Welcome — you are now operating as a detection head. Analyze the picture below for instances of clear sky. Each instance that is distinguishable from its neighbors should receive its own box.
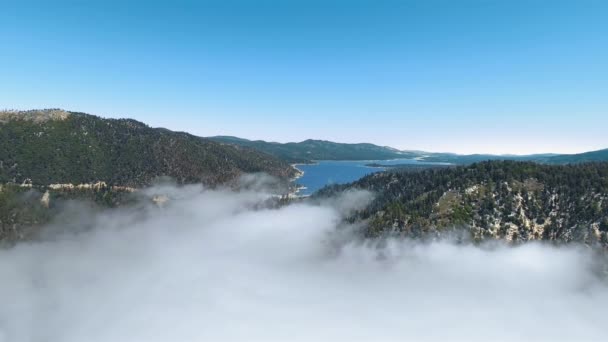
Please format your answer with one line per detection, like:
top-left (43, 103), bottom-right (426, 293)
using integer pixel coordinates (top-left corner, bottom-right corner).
top-left (1, 0), bottom-right (607, 154)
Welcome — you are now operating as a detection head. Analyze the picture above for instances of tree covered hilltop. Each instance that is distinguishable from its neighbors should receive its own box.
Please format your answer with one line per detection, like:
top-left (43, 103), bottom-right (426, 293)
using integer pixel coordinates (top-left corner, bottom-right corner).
top-left (317, 161), bottom-right (608, 247)
top-left (0, 109), bottom-right (303, 242)
top-left (0, 109), bottom-right (298, 187)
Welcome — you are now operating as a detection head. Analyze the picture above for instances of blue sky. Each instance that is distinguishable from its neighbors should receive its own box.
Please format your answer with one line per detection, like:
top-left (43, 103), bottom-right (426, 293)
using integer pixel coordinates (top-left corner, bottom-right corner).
top-left (1, 0), bottom-right (607, 154)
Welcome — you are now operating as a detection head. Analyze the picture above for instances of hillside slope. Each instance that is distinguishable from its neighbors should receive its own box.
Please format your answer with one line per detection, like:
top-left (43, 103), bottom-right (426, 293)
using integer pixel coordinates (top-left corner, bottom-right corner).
top-left (317, 161), bottom-right (608, 246)
top-left (0, 110), bottom-right (297, 187)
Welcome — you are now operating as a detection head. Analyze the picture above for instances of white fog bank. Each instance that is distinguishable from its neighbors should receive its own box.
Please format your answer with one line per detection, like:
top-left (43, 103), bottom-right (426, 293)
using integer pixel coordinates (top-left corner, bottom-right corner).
top-left (0, 185), bottom-right (607, 342)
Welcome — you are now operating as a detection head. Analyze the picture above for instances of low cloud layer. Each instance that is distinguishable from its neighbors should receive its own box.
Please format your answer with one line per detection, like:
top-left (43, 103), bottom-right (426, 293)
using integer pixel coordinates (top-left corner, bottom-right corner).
top-left (1, 185), bottom-right (607, 342)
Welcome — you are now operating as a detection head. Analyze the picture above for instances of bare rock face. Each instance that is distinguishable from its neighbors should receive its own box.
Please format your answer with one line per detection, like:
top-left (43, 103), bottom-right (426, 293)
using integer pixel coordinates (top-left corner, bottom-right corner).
top-left (0, 109), bottom-right (70, 123)
top-left (40, 191), bottom-right (50, 208)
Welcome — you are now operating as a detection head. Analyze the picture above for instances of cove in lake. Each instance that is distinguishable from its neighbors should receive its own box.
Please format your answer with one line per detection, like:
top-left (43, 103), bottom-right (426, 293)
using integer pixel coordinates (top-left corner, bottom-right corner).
top-left (294, 159), bottom-right (446, 196)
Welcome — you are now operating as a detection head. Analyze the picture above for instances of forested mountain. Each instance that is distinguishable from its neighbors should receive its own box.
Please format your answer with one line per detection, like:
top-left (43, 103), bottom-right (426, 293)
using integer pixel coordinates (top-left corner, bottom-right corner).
top-left (0, 109), bottom-right (297, 187)
top-left (209, 136), bottom-right (417, 163)
top-left (317, 161), bottom-right (608, 246)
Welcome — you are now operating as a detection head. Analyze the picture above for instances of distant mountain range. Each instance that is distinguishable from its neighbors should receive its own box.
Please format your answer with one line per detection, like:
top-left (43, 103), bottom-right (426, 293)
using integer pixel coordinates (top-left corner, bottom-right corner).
top-left (209, 135), bottom-right (608, 165)
top-left (209, 136), bottom-right (417, 163)
top-left (0, 110), bottom-right (297, 187)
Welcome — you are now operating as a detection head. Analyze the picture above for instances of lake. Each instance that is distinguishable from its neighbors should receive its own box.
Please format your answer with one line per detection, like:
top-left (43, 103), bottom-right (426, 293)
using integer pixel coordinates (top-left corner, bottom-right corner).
top-left (294, 159), bottom-right (443, 196)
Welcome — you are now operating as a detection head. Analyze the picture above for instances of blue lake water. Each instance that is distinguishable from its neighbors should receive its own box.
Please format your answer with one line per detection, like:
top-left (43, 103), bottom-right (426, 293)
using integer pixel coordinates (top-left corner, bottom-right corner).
top-left (294, 159), bottom-right (441, 196)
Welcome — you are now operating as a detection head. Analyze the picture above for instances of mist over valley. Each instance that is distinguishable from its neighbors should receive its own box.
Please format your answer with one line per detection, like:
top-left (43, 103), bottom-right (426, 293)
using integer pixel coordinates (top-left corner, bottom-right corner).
top-left (1, 182), bottom-right (607, 341)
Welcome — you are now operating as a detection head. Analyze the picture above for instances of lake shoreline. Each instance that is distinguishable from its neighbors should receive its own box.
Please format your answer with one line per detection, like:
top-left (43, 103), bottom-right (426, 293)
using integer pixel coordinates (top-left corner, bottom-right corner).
top-left (289, 164), bottom-right (307, 197)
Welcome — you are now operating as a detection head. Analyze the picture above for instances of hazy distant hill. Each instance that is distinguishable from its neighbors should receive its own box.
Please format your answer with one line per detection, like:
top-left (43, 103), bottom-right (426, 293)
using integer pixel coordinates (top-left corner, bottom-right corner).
top-left (0, 110), bottom-right (297, 187)
top-left (209, 136), bottom-right (417, 163)
top-left (418, 150), bottom-right (608, 165)
top-left (541, 149), bottom-right (608, 164)
top-left (415, 152), bottom-right (557, 164)
top-left (317, 161), bottom-right (608, 246)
